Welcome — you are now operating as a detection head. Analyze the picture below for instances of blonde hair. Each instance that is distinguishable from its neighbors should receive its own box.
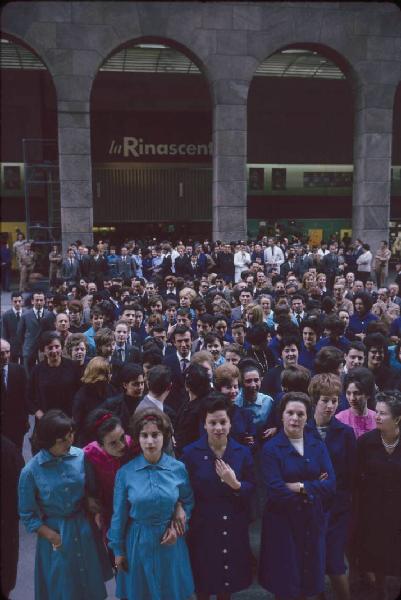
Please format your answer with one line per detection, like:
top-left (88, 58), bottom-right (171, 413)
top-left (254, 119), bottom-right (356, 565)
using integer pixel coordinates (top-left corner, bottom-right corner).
top-left (179, 287), bottom-right (197, 301)
top-left (245, 303), bottom-right (264, 325)
top-left (81, 357), bottom-right (110, 384)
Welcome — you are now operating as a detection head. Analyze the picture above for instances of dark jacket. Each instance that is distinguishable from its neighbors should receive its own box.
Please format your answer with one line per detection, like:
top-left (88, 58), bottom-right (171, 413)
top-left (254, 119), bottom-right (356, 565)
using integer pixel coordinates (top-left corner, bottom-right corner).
top-left (72, 381), bottom-right (116, 446)
top-left (1, 363), bottom-right (29, 448)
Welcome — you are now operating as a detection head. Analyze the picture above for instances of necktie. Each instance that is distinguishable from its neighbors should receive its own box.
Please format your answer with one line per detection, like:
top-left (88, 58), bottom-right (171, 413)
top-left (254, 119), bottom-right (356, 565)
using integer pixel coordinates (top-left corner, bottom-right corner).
top-left (37, 310), bottom-right (42, 322)
top-left (16, 311), bottom-right (21, 323)
top-left (118, 347), bottom-right (124, 362)
top-left (181, 358), bottom-right (188, 372)
top-left (296, 314), bottom-right (302, 325)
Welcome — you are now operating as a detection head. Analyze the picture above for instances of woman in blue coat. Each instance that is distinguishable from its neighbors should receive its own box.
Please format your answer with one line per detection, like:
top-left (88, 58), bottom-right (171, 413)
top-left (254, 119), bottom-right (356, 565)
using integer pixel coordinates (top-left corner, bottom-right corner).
top-left (18, 410), bottom-right (113, 600)
top-left (308, 374), bottom-right (356, 600)
top-left (108, 407), bottom-right (194, 600)
top-left (259, 391), bottom-right (336, 600)
top-left (182, 393), bottom-right (255, 599)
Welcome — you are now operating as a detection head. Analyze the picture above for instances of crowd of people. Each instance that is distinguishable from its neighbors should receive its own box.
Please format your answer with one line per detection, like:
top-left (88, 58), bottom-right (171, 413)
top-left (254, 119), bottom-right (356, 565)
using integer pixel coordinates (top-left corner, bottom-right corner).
top-left (1, 233), bottom-right (401, 600)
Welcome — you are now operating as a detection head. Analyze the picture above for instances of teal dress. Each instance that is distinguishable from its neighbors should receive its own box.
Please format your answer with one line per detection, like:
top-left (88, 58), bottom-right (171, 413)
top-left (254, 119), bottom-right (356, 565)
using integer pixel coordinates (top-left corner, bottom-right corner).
top-left (18, 446), bottom-right (113, 600)
top-left (108, 452), bottom-right (194, 600)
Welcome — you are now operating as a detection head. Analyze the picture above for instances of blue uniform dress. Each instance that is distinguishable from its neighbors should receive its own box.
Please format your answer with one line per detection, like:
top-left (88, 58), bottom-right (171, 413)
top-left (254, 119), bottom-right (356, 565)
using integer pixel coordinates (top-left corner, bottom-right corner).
top-left (259, 429), bottom-right (336, 599)
top-left (18, 446), bottom-right (113, 600)
top-left (108, 452), bottom-right (194, 600)
top-left (308, 418), bottom-right (356, 575)
top-left (182, 435), bottom-right (255, 595)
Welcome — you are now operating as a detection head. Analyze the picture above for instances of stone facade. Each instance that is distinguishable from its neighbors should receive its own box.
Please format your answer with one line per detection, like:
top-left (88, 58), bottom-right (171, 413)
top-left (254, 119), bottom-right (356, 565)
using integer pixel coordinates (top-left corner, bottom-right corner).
top-left (2, 1), bottom-right (401, 250)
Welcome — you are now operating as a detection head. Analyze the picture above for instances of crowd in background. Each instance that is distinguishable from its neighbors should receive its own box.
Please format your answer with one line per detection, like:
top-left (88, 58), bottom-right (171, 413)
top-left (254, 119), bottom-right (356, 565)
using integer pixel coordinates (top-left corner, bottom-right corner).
top-left (1, 231), bottom-right (401, 600)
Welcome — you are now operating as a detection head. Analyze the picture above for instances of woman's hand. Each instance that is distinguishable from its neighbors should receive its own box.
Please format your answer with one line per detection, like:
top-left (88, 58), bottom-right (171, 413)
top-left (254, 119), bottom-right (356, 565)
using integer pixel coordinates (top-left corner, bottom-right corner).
top-left (172, 502), bottom-right (186, 536)
top-left (86, 496), bottom-right (102, 515)
top-left (37, 525), bottom-right (62, 549)
top-left (215, 459), bottom-right (241, 490)
top-left (114, 555), bottom-right (128, 572)
top-left (35, 410), bottom-right (44, 419)
top-left (160, 526), bottom-right (177, 546)
top-left (261, 427), bottom-right (277, 440)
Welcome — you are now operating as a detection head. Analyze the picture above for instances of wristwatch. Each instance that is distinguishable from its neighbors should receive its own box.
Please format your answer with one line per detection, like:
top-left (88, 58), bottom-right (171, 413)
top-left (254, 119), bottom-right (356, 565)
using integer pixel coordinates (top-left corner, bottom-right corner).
top-left (299, 482), bottom-right (305, 494)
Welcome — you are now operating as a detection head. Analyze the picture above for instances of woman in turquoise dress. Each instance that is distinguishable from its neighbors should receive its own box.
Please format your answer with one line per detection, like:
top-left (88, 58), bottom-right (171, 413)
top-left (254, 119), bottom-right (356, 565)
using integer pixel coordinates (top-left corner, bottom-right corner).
top-left (108, 406), bottom-right (194, 600)
top-left (18, 409), bottom-right (113, 600)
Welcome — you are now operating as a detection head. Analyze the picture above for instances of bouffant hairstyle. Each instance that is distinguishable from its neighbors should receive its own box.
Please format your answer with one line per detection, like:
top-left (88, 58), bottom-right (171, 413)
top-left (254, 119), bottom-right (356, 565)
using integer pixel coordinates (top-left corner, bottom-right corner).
top-left (36, 409), bottom-right (74, 450)
top-left (375, 390), bottom-right (401, 421)
top-left (81, 356), bottom-right (110, 384)
top-left (85, 408), bottom-right (122, 445)
top-left (130, 407), bottom-right (173, 450)
top-left (215, 363), bottom-right (240, 390)
top-left (308, 373), bottom-right (342, 406)
top-left (344, 367), bottom-right (376, 406)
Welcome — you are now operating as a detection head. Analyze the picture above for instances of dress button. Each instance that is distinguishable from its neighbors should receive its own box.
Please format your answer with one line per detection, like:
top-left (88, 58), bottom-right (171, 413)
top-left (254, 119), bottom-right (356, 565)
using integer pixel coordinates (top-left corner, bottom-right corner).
top-left (77, 553), bottom-right (81, 557)
top-left (222, 515), bottom-right (228, 520)
top-left (64, 487), bottom-right (69, 491)
top-left (225, 582), bottom-right (229, 586)
top-left (74, 538), bottom-right (78, 542)
top-left (223, 531), bottom-right (228, 535)
top-left (222, 549), bottom-right (227, 554)
top-left (204, 456), bottom-right (208, 460)
top-left (224, 565), bottom-right (229, 570)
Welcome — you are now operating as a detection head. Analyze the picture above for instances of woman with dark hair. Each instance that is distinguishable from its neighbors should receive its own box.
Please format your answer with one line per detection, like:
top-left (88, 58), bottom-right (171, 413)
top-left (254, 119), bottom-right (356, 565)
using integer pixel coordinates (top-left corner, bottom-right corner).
top-left (18, 410), bottom-right (112, 599)
top-left (364, 332), bottom-right (398, 391)
top-left (182, 393), bottom-right (255, 599)
top-left (349, 292), bottom-right (378, 341)
top-left (336, 367), bottom-right (376, 439)
top-left (84, 409), bottom-right (140, 545)
top-left (353, 390), bottom-right (401, 598)
top-left (109, 407), bottom-right (194, 600)
top-left (174, 363), bottom-right (211, 456)
top-left (259, 392), bottom-right (336, 600)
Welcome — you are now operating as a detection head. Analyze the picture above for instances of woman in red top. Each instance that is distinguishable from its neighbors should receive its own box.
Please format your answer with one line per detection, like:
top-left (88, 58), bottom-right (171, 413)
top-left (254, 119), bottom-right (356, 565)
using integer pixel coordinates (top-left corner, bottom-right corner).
top-left (83, 409), bottom-right (139, 545)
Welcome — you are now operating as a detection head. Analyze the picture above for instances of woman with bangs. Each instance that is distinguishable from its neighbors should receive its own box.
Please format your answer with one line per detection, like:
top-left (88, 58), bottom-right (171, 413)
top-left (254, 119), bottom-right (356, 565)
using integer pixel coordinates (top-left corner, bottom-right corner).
top-left (308, 373), bottom-right (357, 600)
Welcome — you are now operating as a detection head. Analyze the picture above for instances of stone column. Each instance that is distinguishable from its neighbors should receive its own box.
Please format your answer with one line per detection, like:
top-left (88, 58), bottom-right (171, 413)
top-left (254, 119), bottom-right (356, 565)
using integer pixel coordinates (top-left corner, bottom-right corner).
top-left (58, 99), bottom-right (94, 251)
top-left (212, 103), bottom-right (248, 242)
top-left (352, 83), bottom-right (397, 254)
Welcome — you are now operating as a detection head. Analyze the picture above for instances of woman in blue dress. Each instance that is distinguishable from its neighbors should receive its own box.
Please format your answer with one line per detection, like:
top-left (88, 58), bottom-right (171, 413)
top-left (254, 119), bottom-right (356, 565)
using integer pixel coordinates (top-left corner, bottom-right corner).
top-left (259, 391), bottom-right (336, 600)
top-left (18, 409), bottom-right (113, 600)
top-left (182, 393), bottom-right (255, 599)
top-left (108, 407), bottom-right (194, 600)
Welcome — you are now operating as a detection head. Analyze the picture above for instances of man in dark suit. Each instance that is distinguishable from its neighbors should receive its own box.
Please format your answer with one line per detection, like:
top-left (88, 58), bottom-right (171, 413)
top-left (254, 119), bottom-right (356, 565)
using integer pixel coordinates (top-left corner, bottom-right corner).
top-left (0, 291), bottom-right (24, 362)
top-left (1, 338), bottom-right (29, 450)
top-left (16, 290), bottom-right (50, 375)
top-left (117, 246), bottom-right (135, 280)
top-left (113, 320), bottom-right (142, 364)
top-left (163, 325), bottom-right (192, 411)
top-left (88, 249), bottom-right (108, 288)
top-left (61, 247), bottom-right (81, 285)
top-left (174, 246), bottom-right (192, 279)
top-left (231, 288), bottom-right (253, 321)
